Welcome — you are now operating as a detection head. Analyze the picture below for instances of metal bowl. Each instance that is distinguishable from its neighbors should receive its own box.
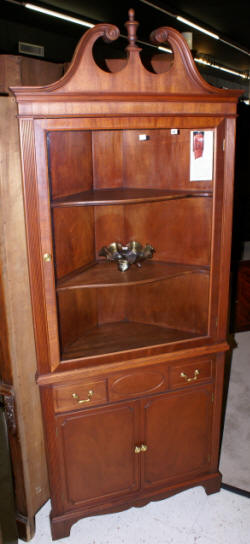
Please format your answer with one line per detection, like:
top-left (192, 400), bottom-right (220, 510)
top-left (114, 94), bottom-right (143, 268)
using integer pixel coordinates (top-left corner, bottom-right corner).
top-left (99, 240), bottom-right (155, 271)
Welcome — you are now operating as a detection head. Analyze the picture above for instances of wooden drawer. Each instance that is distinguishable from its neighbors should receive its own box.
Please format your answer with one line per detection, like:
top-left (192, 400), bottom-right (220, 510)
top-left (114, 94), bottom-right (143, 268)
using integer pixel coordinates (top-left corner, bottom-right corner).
top-left (169, 359), bottom-right (213, 389)
top-left (53, 379), bottom-right (107, 413)
top-left (109, 365), bottom-right (168, 401)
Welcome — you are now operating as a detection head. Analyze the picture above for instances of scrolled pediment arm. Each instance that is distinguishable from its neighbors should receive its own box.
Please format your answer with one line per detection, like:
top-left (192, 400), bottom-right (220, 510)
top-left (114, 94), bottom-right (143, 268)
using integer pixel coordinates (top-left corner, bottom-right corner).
top-left (71, 23), bottom-right (120, 60)
top-left (150, 25), bottom-right (196, 76)
top-left (150, 25), bottom-right (225, 94)
top-left (100, 24), bottom-right (120, 44)
top-left (150, 27), bottom-right (169, 45)
top-left (41, 23), bottom-right (121, 91)
top-left (150, 25), bottom-right (193, 62)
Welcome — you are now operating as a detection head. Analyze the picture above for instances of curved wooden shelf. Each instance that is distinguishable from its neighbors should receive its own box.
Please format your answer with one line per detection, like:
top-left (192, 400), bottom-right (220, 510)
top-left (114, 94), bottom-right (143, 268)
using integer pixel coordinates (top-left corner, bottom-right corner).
top-left (61, 321), bottom-right (200, 360)
top-left (51, 188), bottom-right (212, 208)
top-left (56, 260), bottom-right (209, 291)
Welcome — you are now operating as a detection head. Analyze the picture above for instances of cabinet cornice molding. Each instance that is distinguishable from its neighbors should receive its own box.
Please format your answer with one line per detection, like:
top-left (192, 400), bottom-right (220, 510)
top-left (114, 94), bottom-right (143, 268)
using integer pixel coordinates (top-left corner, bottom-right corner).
top-left (10, 12), bottom-right (242, 107)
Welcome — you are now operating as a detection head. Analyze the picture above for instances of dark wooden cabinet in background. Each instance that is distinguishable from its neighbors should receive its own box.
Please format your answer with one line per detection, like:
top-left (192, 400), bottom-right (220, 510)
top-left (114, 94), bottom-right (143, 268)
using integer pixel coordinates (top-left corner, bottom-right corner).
top-left (11, 10), bottom-right (241, 540)
top-left (0, 97), bottom-right (49, 541)
top-left (233, 260), bottom-right (250, 331)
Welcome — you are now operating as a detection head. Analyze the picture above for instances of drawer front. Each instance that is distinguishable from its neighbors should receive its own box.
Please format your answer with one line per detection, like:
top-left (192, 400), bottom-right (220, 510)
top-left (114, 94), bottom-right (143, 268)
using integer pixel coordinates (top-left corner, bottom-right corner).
top-left (109, 366), bottom-right (168, 401)
top-left (169, 359), bottom-right (213, 389)
top-left (54, 379), bottom-right (107, 413)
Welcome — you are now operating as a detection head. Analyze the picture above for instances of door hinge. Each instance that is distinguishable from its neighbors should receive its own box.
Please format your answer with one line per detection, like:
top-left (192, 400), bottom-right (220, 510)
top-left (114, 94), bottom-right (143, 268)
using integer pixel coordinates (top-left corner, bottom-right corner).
top-left (0, 386), bottom-right (17, 436)
top-left (212, 392), bottom-right (214, 403)
top-left (223, 139), bottom-right (226, 151)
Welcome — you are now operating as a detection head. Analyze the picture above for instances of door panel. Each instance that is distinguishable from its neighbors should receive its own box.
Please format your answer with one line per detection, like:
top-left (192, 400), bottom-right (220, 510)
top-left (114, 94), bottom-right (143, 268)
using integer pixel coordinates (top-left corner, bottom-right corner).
top-left (56, 401), bottom-right (140, 507)
top-left (142, 386), bottom-right (213, 487)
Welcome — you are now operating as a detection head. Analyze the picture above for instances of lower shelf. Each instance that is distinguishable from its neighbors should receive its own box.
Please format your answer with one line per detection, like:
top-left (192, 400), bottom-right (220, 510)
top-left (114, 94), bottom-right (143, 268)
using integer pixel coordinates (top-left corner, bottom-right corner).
top-left (61, 321), bottom-right (200, 360)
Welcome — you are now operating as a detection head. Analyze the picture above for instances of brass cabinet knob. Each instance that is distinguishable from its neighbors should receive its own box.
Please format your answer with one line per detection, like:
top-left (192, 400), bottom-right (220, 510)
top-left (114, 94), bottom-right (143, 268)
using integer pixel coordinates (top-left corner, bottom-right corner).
top-left (134, 444), bottom-right (148, 454)
top-left (43, 253), bottom-right (52, 262)
top-left (180, 369), bottom-right (200, 382)
top-left (72, 390), bottom-right (94, 404)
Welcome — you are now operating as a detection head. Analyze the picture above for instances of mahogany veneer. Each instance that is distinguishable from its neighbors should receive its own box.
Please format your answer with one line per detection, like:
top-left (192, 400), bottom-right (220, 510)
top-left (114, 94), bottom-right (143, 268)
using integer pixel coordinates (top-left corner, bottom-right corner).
top-left (11, 9), bottom-right (241, 540)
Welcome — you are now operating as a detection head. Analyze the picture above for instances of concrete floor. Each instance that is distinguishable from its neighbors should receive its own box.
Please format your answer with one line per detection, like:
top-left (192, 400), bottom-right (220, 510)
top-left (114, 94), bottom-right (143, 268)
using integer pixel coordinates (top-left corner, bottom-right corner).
top-left (23, 486), bottom-right (250, 544)
top-left (220, 331), bottom-right (250, 490)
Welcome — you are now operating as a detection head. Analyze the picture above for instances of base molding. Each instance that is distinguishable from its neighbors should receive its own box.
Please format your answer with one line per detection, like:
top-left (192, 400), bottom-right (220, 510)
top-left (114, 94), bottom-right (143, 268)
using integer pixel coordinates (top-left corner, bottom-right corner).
top-left (50, 472), bottom-right (222, 540)
top-left (221, 482), bottom-right (250, 498)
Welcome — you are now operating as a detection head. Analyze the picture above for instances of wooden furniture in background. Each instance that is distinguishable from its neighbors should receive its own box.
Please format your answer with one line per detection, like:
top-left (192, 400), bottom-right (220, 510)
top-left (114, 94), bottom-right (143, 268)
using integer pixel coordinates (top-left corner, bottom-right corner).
top-left (11, 10), bottom-right (241, 540)
top-left (234, 261), bottom-right (250, 331)
top-left (0, 97), bottom-right (49, 540)
top-left (0, 55), bottom-right (64, 94)
top-left (0, 53), bottom-right (66, 540)
top-left (230, 103), bottom-right (250, 333)
top-left (0, 399), bottom-right (18, 544)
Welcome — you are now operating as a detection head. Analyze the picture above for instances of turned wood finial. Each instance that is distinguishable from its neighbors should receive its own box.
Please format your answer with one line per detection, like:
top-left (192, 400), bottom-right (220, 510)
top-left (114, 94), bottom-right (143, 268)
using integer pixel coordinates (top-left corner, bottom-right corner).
top-left (125, 8), bottom-right (140, 50)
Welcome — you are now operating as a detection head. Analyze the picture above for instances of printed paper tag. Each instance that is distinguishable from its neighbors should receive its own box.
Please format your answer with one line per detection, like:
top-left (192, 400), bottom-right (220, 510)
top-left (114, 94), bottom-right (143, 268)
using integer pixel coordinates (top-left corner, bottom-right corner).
top-left (190, 130), bottom-right (214, 181)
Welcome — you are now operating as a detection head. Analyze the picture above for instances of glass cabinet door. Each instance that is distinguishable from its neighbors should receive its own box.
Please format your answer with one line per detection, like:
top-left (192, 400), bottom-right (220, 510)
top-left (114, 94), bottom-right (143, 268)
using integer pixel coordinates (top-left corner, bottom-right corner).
top-left (35, 123), bottom-right (219, 369)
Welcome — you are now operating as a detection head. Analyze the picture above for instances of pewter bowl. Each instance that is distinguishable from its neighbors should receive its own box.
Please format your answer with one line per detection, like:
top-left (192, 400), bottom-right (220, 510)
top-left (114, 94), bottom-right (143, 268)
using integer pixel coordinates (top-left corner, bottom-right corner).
top-left (99, 240), bottom-right (155, 271)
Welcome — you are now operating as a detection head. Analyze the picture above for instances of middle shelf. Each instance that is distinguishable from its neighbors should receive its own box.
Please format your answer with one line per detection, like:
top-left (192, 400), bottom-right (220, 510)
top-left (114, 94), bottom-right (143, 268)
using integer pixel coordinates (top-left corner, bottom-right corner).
top-left (51, 187), bottom-right (213, 208)
top-left (56, 260), bottom-right (209, 291)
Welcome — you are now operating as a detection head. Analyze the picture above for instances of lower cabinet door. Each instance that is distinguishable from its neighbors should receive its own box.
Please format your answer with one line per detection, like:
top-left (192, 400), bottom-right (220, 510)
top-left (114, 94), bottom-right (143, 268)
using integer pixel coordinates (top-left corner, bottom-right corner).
top-left (142, 385), bottom-right (213, 488)
top-left (55, 400), bottom-right (140, 508)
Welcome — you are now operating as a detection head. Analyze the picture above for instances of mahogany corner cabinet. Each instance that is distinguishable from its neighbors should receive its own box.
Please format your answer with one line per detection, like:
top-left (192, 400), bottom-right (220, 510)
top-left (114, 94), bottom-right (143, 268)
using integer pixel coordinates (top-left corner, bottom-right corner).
top-left (11, 9), bottom-right (242, 540)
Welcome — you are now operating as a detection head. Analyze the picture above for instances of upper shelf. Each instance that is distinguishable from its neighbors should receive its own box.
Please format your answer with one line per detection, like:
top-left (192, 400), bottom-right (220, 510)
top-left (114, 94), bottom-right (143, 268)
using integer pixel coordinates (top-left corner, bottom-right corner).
top-left (51, 188), bottom-right (212, 208)
top-left (56, 260), bottom-right (209, 291)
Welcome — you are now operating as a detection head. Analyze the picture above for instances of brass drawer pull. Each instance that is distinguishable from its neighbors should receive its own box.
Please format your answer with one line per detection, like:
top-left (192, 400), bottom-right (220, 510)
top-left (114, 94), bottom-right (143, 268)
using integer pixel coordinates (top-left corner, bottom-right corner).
top-left (180, 369), bottom-right (200, 382)
top-left (72, 390), bottom-right (94, 404)
top-left (134, 444), bottom-right (148, 454)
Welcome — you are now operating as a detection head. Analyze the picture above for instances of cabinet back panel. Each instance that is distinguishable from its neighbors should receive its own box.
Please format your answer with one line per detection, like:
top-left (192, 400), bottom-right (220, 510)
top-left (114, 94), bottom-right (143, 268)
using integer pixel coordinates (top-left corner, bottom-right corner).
top-left (53, 207), bottom-right (95, 279)
top-left (123, 129), bottom-right (213, 191)
top-left (123, 129), bottom-right (188, 189)
top-left (125, 198), bottom-right (212, 266)
top-left (92, 131), bottom-right (123, 189)
top-left (94, 205), bottom-right (126, 260)
top-left (95, 198), bottom-right (211, 266)
top-left (97, 285), bottom-right (127, 325)
top-left (127, 273), bottom-right (209, 334)
top-left (57, 288), bottom-right (98, 348)
top-left (57, 286), bottom-right (126, 352)
top-left (48, 131), bottom-right (93, 199)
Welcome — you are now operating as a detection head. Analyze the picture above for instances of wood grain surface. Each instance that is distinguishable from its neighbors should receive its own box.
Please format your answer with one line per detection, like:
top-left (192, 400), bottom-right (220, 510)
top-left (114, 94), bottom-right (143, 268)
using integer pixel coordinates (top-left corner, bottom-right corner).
top-left (0, 98), bottom-right (49, 538)
top-left (10, 11), bottom-right (240, 540)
